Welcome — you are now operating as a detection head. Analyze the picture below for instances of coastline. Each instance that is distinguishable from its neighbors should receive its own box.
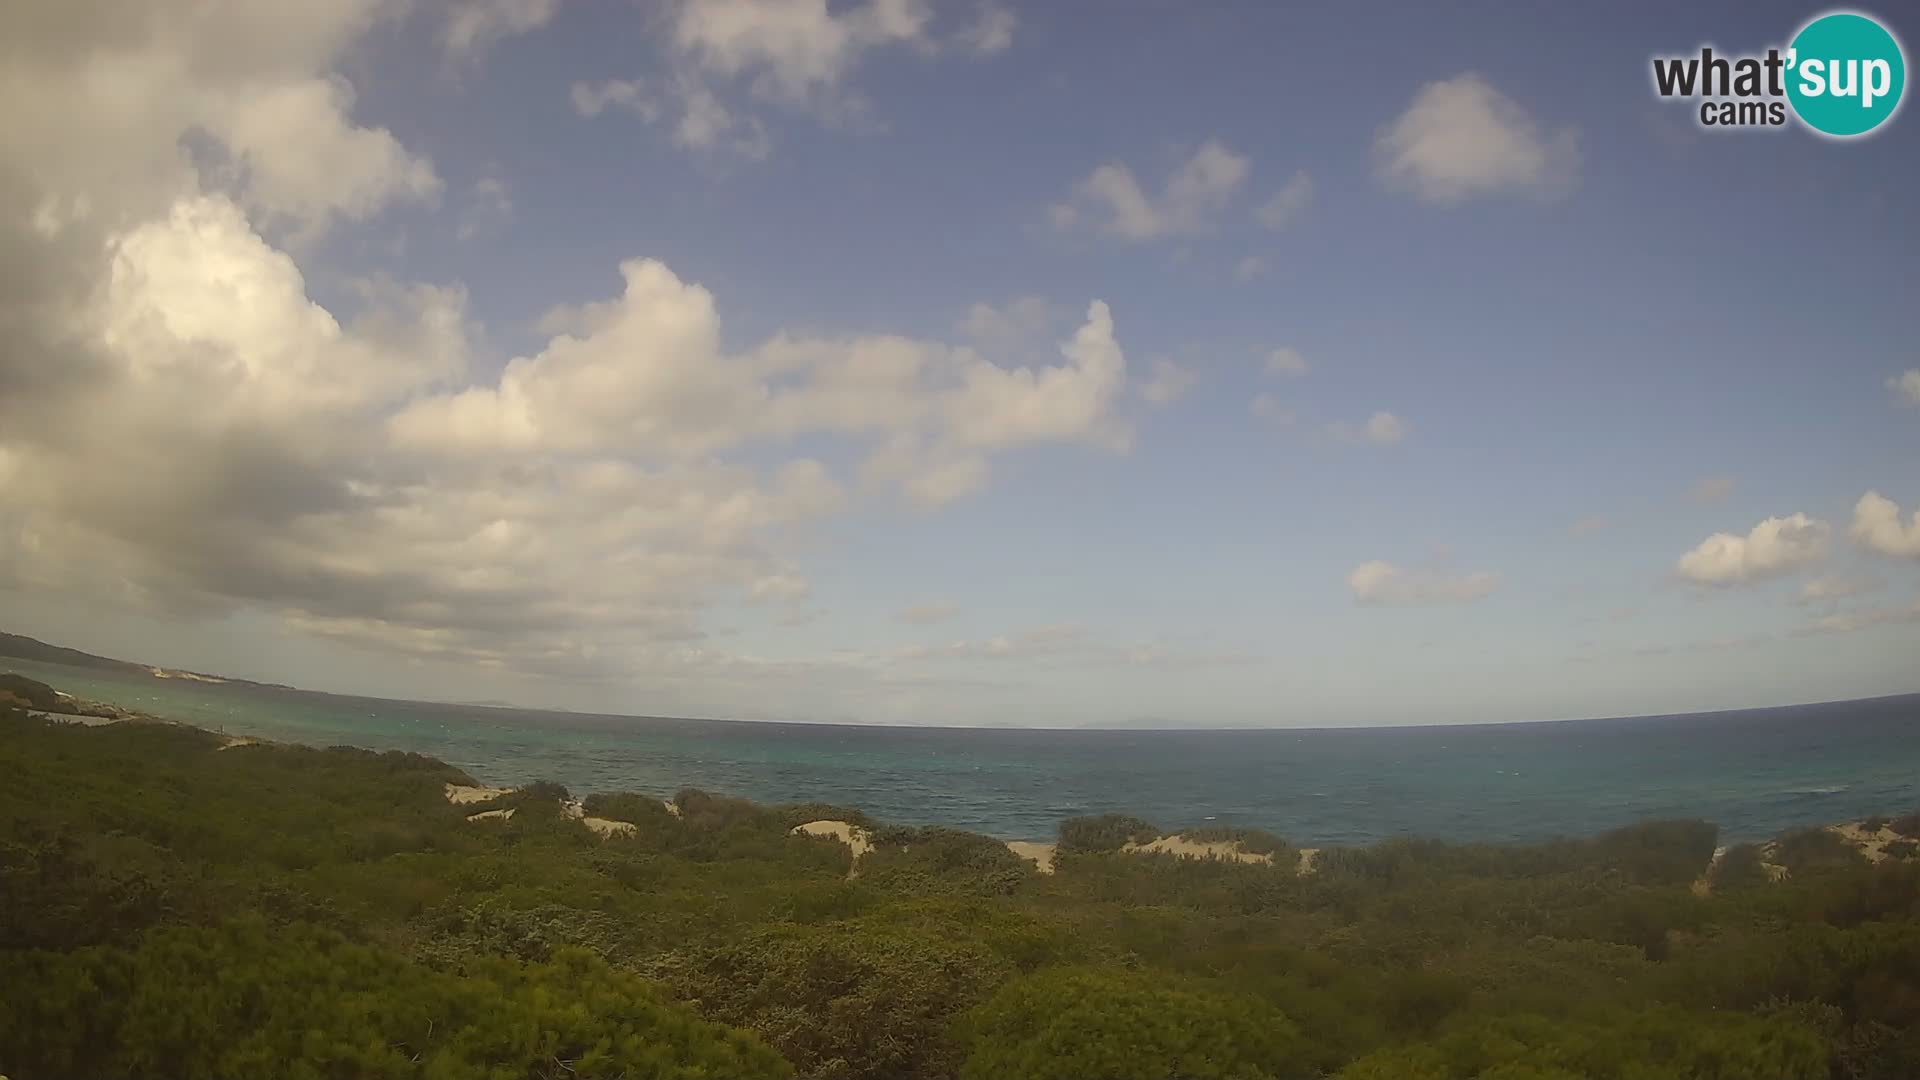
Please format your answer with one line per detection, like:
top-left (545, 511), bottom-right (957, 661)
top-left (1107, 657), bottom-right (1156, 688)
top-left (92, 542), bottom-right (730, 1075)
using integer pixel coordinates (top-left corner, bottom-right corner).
top-left (11, 672), bottom-right (1914, 887)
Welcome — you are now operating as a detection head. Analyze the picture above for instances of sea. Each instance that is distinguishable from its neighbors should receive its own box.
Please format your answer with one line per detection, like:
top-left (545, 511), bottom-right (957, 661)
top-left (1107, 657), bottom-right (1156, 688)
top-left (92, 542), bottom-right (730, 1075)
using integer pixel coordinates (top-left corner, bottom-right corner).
top-left (6, 656), bottom-right (1916, 846)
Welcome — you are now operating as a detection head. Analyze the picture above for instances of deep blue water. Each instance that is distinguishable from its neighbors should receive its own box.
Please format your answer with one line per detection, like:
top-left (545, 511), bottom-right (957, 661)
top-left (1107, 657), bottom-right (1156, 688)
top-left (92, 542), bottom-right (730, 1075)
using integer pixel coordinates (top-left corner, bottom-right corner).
top-left (7, 657), bottom-right (1917, 845)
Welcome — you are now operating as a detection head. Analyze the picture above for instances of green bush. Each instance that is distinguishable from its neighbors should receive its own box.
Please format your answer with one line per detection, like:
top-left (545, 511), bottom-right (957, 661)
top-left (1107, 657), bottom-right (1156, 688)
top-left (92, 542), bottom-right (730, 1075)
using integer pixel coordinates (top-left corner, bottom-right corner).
top-left (5, 713), bottom-right (1920, 1080)
top-left (1179, 825), bottom-right (1296, 860)
top-left (1773, 828), bottom-right (1866, 876)
top-left (1889, 812), bottom-right (1920, 839)
top-left (0, 674), bottom-right (58, 711)
top-left (956, 967), bottom-right (1310, 1080)
top-left (1709, 843), bottom-right (1771, 891)
top-left (0, 919), bottom-right (790, 1080)
top-left (653, 924), bottom-right (1010, 1080)
top-left (1057, 814), bottom-right (1160, 854)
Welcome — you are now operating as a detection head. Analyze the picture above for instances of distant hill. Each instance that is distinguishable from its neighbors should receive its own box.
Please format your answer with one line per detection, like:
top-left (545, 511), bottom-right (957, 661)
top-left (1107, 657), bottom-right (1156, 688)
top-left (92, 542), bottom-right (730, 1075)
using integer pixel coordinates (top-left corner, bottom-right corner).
top-left (0, 631), bottom-right (147, 674)
top-left (0, 630), bottom-right (295, 691)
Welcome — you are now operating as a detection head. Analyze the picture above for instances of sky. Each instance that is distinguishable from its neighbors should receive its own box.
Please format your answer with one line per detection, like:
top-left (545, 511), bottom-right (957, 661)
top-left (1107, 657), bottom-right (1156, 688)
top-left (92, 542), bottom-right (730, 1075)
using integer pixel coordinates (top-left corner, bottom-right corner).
top-left (1, 0), bottom-right (1917, 728)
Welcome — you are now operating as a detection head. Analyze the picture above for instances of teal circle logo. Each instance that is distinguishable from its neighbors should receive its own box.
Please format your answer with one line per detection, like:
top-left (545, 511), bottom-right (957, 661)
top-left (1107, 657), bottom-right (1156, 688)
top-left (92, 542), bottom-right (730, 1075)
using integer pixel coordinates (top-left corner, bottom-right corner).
top-left (1786, 11), bottom-right (1906, 137)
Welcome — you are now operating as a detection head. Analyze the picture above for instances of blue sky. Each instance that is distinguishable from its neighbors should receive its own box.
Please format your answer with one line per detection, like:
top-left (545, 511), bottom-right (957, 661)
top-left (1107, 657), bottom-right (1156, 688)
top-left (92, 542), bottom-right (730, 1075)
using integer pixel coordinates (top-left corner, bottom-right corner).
top-left (0, 0), bottom-right (1916, 726)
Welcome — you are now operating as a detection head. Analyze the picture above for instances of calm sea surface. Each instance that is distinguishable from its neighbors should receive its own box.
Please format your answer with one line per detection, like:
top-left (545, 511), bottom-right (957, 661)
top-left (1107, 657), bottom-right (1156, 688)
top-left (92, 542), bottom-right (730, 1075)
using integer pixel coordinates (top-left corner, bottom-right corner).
top-left (7, 657), bottom-right (1916, 845)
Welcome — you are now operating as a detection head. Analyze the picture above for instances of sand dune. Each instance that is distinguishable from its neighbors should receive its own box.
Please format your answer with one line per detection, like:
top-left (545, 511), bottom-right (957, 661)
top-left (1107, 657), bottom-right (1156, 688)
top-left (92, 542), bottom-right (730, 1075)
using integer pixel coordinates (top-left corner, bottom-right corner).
top-left (791, 820), bottom-right (874, 877)
top-left (581, 816), bottom-right (637, 837)
top-left (444, 782), bottom-right (512, 805)
top-left (1006, 841), bottom-right (1057, 874)
top-left (1828, 819), bottom-right (1907, 863)
top-left (1123, 834), bottom-right (1274, 866)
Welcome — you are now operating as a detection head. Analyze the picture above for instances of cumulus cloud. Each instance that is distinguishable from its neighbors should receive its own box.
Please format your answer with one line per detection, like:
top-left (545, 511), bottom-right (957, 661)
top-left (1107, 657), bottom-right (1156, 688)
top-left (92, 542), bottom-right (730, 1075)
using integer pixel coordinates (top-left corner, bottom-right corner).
top-left (1348, 561), bottom-right (1500, 605)
top-left (456, 177), bottom-right (513, 241)
top-left (1852, 491), bottom-right (1920, 558)
top-left (1138, 358), bottom-right (1196, 405)
top-left (957, 3), bottom-right (1016, 55)
top-left (1376, 73), bottom-right (1579, 204)
top-left (958, 295), bottom-right (1059, 352)
top-left (1329, 412), bottom-right (1408, 445)
top-left (1249, 393), bottom-right (1295, 426)
top-left (570, 79), bottom-right (660, 120)
top-left (1675, 513), bottom-right (1829, 585)
top-left (1254, 170), bottom-right (1312, 230)
top-left (1052, 141), bottom-right (1251, 241)
top-left (1795, 574), bottom-right (1883, 605)
top-left (572, 0), bottom-right (1009, 160)
top-left (1233, 255), bottom-right (1268, 281)
top-left (1265, 347), bottom-right (1310, 376)
top-left (1890, 369), bottom-right (1920, 406)
top-left (0, 2), bottom-right (1136, 692)
top-left (440, 0), bottom-right (559, 61)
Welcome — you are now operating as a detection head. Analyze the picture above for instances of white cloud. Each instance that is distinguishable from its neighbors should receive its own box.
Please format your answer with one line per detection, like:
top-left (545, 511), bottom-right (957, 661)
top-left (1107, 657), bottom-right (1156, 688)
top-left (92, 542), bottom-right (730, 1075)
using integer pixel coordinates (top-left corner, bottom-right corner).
top-left (1139, 357), bottom-right (1196, 405)
top-left (1348, 561), bottom-right (1500, 605)
top-left (456, 177), bottom-right (513, 241)
top-left (440, 0), bottom-right (559, 61)
top-left (1233, 255), bottom-right (1268, 281)
top-left (570, 79), bottom-right (661, 120)
top-left (749, 571), bottom-right (812, 601)
top-left (958, 4), bottom-right (1016, 54)
top-left (577, 0), bottom-right (1008, 161)
top-left (1254, 170), bottom-right (1312, 230)
top-left (958, 296), bottom-right (1059, 351)
top-left (671, 0), bottom-right (935, 105)
top-left (1676, 513), bottom-right (1829, 585)
top-left (390, 262), bottom-right (1130, 501)
top-left (208, 77), bottom-right (441, 233)
top-left (1795, 574), bottom-right (1883, 605)
top-left (1328, 411), bottom-right (1407, 445)
top-left (1687, 475), bottom-right (1737, 505)
top-left (0, 2), bottom-right (1136, 690)
top-left (1890, 369), bottom-right (1920, 406)
top-left (1053, 141), bottom-right (1251, 241)
top-left (895, 601), bottom-right (959, 625)
top-left (1569, 515), bottom-right (1611, 536)
top-left (1265, 347), bottom-right (1310, 376)
top-left (670, 77), bottom-right (773, 157)
top-left (1249, 393), bottom-right (1294, 426)
top-left (1376, 73), bottom-right (1579, 205)
top-left (1852, 491), bottom-right (1920, 558)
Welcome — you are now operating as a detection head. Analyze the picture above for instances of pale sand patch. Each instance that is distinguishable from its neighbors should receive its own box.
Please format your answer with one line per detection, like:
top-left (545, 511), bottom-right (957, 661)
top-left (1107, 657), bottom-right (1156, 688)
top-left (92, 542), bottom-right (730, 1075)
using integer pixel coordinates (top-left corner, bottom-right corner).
top-left (561, 799), bottom-right (586, 820)
top-left (217, 736), bottom-right (261, 751)
top-left (1123, 835), bottom-right (1274, 865)
top-left (1828, 820), bottom-right (1906, 863)
top-left (792, 820), bottom-right (874, 877)
top-left (1756, 840), bottom-right (1789, 881)
top-left (467, 807), bottom-right (515, 822)
top-left (1691, 845), bottom-right (1730, 897)
top-left (1297, 848), bottom-right (1320, 876)
top-left (1007, 841), bottom-right (1057, 874)
top-left (663, 799), bottom-right (682, 818)
top-left (582, 816), bottom-right (637, 838)
top-left (444, 782), bottom-right (512, 805)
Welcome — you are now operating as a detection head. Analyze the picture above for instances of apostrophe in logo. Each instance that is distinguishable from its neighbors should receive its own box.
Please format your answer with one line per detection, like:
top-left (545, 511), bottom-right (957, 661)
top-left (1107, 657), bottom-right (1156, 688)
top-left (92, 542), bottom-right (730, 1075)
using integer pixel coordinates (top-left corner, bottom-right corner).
top-left (1785, 11), bottom-right (1906, 137)
top-left (1650, 9), bottom-right (1906, 139)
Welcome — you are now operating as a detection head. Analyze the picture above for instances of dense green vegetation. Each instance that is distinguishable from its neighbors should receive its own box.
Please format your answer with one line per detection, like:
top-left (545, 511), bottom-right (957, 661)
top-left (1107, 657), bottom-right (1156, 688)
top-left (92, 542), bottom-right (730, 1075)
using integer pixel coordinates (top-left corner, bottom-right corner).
top-left (3, 686), bottom-right (1919, 1079)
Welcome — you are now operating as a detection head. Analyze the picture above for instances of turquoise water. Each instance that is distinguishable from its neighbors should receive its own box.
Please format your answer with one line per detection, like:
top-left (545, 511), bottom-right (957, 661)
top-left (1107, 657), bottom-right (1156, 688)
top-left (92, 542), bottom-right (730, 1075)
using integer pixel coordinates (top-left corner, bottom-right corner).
top-left (8, 657), bottom-right (1918, 845)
